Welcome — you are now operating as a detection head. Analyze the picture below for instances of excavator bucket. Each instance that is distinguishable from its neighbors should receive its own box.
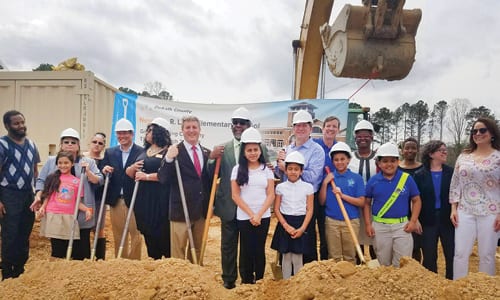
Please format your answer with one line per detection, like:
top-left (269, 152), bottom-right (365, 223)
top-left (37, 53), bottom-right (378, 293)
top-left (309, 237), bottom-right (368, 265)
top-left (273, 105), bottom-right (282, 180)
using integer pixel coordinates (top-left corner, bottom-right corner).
top-left (320, 3), bottom-right (421, 81)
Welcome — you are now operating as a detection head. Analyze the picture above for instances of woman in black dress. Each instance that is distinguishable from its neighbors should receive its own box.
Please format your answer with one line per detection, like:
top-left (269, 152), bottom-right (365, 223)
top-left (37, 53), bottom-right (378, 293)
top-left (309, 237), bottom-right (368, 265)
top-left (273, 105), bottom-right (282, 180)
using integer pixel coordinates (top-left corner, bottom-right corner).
top-left (126, 118), bottom-right (172, 259)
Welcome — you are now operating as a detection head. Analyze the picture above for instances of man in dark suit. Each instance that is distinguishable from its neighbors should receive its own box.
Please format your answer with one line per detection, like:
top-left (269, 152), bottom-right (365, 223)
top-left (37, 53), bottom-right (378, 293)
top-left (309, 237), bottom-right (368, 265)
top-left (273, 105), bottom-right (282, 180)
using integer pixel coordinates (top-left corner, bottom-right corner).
top-left (209, 107), bottom-right (251, 289)
top-left (158, 115), bottom-right (211, 264)
top-left (101, 118), bottom-right (144, 259)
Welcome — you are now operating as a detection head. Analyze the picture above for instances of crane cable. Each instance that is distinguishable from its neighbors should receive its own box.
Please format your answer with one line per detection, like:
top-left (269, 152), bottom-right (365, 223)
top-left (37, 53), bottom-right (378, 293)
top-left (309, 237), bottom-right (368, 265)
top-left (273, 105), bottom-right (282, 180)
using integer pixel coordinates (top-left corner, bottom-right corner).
top-left (347, 71), bottom-right (380, 100)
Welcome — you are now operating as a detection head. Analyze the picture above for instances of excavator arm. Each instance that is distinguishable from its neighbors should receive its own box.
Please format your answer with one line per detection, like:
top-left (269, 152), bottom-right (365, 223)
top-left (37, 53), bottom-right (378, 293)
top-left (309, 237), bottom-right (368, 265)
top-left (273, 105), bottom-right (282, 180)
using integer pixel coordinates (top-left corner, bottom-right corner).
top-left (294, 0), bottom-right (422, 99)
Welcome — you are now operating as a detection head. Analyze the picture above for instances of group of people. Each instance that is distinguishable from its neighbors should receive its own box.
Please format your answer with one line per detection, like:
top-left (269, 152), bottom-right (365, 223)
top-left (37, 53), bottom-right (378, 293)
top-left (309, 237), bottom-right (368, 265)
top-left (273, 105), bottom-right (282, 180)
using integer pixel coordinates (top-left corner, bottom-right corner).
top-left (0, 109), bottom-right (498, 286)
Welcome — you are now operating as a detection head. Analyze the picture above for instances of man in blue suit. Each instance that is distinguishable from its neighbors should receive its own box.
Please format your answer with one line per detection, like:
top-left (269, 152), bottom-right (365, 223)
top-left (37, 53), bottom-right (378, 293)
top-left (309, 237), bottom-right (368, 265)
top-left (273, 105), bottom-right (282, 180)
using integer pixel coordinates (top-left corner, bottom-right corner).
top-left (101, 118), bottom-right (144, 259)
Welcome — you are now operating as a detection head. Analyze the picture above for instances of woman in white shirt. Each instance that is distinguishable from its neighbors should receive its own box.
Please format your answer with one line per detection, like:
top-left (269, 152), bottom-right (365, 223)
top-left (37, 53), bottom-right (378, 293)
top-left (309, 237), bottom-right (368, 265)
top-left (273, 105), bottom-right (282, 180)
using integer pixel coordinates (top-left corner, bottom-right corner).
top-left (231, 128), bottom-right (275, 284)
top-left (449, 117), bottom-right (500, 279)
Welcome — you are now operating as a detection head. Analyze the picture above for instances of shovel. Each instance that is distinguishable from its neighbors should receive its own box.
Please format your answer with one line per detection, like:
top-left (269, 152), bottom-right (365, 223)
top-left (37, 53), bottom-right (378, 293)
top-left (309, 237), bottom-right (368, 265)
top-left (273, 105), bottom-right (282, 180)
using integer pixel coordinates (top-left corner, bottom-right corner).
top-left (270, 250), bottom-right (283, 280)
top-left (199, 157), bottom-right (221, 266)
top-left (175, 158), bottom-right (198, 264)
top-left (117, 177), bottom-right (140, 259)
top-left (91, 173), bottom-right (110, 261)
top-left (325, 167), bottom-right (379, 268)
top-left (66, 167), bottom-right (86, 260)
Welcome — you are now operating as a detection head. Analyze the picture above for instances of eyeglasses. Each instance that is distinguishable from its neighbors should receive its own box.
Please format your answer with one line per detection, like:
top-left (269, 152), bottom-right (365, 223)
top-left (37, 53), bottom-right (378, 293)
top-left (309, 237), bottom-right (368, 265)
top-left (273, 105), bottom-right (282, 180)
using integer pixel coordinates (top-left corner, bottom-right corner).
top-left (437, 148), bottom-right (447, 153)
top-left (91, 140), bottom-right (105, 146)
top-left (470, 128), bottom-right (488, 135)
top-left (62, 140), bottom-right (78, 145)
top-left (355, 135), bottom-right (372, 140)
top-left (232, 119), bottom-right (249, 126)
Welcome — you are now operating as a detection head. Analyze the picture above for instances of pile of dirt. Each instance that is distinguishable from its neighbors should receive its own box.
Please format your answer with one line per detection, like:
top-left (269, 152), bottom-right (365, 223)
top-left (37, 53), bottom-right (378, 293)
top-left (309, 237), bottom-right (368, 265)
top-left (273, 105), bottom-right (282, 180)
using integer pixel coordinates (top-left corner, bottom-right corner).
top-left (1, 257), bottom-right (498, 299)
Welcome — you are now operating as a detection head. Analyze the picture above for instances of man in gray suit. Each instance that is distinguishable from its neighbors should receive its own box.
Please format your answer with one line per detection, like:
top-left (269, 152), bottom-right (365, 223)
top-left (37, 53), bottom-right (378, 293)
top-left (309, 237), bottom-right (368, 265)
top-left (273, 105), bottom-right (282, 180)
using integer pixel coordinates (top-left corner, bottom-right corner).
top-left (209, 107), bottom-right (251, 289)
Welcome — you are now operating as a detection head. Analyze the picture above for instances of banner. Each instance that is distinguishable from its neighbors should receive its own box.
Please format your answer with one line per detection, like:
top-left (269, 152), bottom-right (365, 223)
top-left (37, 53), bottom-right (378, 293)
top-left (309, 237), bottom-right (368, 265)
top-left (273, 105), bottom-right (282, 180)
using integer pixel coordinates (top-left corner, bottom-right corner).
top-left (111, 93), bottom-right (348, 160)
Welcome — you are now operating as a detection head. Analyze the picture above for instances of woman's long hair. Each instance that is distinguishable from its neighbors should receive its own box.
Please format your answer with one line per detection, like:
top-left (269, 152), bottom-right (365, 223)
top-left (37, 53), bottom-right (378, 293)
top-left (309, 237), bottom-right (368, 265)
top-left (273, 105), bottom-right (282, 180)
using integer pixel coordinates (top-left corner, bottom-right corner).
top-left (236, 143), bottom-right (266, 186)
top-left (464, 117), bottom-right (500, 153)
top-left (41, 151), bottom-right (74, 202)
top-left (421, 140), bottom-right (446, 169)
top-left (144, 124), bottom-right (172, 150)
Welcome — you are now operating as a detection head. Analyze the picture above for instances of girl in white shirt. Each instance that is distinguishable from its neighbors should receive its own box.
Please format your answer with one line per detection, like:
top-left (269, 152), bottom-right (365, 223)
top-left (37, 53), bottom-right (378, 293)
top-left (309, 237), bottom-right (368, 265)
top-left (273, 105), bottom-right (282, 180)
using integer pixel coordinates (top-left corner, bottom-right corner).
top-left (231, 128), bottom-right (275, 284)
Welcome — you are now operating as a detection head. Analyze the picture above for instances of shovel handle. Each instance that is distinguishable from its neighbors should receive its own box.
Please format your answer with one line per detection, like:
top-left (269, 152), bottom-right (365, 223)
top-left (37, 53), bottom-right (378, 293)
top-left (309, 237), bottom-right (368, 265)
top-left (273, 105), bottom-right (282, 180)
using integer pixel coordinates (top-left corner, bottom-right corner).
top-left (325, 166), bottom-right (365, 263)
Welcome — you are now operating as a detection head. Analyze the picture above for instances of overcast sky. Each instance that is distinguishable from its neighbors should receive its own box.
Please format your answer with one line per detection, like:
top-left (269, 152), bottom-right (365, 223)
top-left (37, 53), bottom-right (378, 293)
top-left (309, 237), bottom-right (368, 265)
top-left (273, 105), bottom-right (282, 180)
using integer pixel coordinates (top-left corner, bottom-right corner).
top-left (1, 0), bottom-right (499, 115)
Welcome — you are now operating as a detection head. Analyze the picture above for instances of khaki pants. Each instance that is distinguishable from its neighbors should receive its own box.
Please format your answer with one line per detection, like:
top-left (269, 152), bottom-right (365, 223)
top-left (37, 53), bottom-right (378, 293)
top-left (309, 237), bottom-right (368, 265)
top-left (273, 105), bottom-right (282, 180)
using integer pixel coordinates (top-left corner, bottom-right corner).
top-left (170, 218), bottom-right (205, 263)
top-left (325, 217), bottom-right (359, 263)
top-left (110, 198), bottom-right (142, 259)
top-left (372, 221), bottom-right (412, 267)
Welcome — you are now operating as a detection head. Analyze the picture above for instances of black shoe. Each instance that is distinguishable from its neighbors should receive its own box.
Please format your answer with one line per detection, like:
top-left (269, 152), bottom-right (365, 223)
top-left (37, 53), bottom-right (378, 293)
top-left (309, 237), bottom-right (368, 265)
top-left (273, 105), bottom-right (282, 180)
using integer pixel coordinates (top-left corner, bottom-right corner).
top-left (223, 281), bottom-right (236, 289)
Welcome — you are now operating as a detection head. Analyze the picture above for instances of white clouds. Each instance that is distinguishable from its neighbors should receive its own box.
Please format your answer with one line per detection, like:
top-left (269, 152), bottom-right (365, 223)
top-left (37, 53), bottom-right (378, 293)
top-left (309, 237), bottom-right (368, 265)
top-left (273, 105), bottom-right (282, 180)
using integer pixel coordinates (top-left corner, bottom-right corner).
top-left (1, 0), bottom-right (499, 116)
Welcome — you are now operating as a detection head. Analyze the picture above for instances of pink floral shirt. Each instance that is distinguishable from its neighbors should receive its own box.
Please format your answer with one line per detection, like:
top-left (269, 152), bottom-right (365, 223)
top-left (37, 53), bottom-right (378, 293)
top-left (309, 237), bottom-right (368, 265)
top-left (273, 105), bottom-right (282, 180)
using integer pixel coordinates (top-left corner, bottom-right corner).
top-left (449, 150), bottom-right (500, 216)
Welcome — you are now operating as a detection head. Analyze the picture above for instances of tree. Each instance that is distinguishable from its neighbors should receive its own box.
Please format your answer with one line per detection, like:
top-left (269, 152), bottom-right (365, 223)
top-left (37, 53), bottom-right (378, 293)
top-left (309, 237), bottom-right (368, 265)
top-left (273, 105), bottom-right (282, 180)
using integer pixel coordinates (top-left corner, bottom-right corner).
top-left (33, 63), bottom-right (54, 71)
top-left (465, 106), bottom-right (496, 130)
top-left (143, 81), bottom-right (173, 100)
top-left (432, 100), bottom-right (448, 141)
top-left (392, 106), bottom-right (404, 142)
top-left (446, 98), bottom-right (472, 158)
top-left (411, 100), bottom-right (429, 145)
top-left (349, 102), bottom-right (362, 109)
top-left (372, 107), bottom-right (393, 143)
top-left (118, 87), bottom-right (139, 95)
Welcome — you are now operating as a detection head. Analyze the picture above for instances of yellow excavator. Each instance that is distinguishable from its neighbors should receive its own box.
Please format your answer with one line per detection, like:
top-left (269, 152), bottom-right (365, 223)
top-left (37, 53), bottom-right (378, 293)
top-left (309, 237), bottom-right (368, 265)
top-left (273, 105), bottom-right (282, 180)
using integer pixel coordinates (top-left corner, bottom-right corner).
top-left (293, 0), bottom-right (422, 100)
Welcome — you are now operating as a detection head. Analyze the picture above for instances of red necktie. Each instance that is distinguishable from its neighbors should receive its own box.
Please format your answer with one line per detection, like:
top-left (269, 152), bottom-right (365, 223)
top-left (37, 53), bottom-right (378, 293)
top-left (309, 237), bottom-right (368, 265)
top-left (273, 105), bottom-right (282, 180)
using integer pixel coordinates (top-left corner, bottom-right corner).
top-left (192, 145), bottom-right (201, 177)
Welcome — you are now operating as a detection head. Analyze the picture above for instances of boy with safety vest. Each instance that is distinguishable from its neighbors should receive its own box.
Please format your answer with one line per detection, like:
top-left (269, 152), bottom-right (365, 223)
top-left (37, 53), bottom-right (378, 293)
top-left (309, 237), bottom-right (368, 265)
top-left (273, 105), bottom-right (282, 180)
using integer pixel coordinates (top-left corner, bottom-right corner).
top-left (363, 143), bottom-right (422, 267)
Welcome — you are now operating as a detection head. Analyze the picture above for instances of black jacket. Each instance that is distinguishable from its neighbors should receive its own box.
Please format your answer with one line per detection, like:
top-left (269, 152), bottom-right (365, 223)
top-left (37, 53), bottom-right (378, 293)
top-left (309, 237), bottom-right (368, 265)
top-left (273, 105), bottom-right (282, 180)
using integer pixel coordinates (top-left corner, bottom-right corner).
top-left (413, 164), bottom-right (454, 226)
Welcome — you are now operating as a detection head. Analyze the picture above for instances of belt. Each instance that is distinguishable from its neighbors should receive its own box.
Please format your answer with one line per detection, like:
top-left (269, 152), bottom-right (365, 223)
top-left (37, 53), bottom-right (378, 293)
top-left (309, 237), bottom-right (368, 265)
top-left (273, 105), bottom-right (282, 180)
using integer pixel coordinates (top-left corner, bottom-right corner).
top-left (372, 215), bottom-right (408, 224)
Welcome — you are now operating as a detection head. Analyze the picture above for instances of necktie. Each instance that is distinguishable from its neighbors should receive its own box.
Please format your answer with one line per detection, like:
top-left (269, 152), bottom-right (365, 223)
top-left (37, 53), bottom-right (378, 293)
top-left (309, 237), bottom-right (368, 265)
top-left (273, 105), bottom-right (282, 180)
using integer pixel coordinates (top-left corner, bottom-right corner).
top-left (192, 145), bottom-right (202, 177)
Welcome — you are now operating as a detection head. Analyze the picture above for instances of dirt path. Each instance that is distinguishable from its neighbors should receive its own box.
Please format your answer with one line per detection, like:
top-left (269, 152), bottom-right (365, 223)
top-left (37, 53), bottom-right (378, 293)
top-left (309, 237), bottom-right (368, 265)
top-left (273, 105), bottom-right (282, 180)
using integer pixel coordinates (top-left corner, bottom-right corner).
top-left (1, 212), bottom-right (498, 299)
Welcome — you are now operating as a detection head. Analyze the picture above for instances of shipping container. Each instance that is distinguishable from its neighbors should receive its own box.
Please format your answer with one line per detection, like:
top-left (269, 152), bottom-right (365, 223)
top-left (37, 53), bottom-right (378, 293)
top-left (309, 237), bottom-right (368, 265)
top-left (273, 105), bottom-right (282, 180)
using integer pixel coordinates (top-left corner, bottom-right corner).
top-left (0, 71), bottom-right (117, 163)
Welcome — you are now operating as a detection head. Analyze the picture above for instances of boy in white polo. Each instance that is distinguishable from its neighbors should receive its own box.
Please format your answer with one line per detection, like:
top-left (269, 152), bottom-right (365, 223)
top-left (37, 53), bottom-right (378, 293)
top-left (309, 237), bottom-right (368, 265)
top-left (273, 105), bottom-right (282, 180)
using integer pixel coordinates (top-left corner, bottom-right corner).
top-left (363, 143), bottom-right (422, 267)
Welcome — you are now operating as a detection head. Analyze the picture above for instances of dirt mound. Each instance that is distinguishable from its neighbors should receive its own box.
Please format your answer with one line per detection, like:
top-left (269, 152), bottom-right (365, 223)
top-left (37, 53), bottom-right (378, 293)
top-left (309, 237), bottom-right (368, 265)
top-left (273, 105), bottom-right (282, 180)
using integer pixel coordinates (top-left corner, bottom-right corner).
top-left (1, 257), bottom-right (497, 299)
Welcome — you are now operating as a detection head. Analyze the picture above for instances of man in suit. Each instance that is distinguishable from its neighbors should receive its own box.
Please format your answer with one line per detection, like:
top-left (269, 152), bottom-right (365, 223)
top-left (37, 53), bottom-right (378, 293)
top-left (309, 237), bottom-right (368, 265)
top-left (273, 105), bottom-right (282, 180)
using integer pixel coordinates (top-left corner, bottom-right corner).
top-left (101, 118), bottom-right (144, 259)
top-left (209, 107), bottom-right (251, 289)
top-left (158, 115), bottom-right (211, 264)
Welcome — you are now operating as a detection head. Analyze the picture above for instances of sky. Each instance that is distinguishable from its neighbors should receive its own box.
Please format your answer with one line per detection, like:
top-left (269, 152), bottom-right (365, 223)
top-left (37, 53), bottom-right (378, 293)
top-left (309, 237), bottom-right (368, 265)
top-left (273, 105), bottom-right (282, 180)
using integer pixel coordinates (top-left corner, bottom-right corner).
top-left (1, 0), bottom-right (499, 116)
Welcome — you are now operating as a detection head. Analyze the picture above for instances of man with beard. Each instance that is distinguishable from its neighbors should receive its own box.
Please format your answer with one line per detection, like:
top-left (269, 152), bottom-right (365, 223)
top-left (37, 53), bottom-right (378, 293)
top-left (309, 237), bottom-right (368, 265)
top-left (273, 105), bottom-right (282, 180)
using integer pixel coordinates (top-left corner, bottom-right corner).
top-left (209, 107), bottom-right (252, 289)
top-left (0, 110), bottom-right (40, 280)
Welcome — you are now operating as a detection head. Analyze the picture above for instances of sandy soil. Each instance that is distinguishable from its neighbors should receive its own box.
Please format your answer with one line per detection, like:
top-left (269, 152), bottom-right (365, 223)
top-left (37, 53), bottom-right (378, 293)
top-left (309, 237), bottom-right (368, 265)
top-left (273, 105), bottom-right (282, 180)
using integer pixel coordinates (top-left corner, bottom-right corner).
top-left (0, 213), bottom-right (498, 299)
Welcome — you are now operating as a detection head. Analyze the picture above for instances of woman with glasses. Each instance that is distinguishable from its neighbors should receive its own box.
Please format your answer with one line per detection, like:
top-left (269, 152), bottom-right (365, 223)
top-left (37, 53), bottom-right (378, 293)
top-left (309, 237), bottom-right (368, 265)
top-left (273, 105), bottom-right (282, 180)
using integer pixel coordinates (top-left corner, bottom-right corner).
top-left (83, 132), bottom-right (107, 259)
top-left (34, 128), bottom-right (103, 259)
top-left (126, 118), bottom-right (172, 259)
top-left (413, 140), bottom-right (454, 279)
top-left (449, 117), bottom-right (500, 279)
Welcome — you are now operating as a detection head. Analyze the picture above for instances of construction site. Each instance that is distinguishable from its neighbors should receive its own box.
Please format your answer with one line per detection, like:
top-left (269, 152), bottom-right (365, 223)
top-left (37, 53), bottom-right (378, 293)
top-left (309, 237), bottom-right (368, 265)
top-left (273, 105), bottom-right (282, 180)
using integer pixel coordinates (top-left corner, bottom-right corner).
top-left (0, 1), bottom-right (499, 299)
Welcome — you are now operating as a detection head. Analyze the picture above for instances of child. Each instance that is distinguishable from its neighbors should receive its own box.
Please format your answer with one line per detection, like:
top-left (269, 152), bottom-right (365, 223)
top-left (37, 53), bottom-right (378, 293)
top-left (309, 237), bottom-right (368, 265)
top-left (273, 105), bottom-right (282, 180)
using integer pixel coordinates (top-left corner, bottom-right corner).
top-left (271, 151), bottom-right (314, 279)
top-left (231, 128), bottom-right (275, 284)
top-left (319, 142), bottom-right (365, 263)
top-left (363, 143), bottom-right (421, 267)
top-left (38, 151), bottom-right (93, 259)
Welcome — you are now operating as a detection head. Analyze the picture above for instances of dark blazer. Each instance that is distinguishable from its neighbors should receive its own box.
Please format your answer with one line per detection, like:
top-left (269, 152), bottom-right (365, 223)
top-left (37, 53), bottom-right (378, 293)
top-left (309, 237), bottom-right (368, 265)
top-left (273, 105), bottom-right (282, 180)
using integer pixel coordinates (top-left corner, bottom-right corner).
top-left (158, 142), bottom-right (212, 222)
top-left (413, 164), bottom-right (454, 226)
top-left (212, 140), bottom-right (237, 222)
top-left (101, 143), bottom-right (144, 207)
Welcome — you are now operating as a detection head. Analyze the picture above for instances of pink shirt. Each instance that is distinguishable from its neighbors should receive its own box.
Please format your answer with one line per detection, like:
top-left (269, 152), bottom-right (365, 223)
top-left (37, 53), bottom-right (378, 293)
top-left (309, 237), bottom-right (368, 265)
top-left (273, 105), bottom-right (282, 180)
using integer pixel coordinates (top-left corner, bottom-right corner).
top-left (45, 173), bottom-right (83, 215)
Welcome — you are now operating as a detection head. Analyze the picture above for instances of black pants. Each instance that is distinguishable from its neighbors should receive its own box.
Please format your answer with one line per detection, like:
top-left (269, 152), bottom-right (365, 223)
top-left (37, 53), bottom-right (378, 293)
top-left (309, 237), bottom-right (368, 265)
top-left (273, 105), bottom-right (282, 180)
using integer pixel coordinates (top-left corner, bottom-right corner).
top-left (50, 228), bottom-right (91, 260)
top-left (0, 188), bottom-right (34, 280)
top-left (412, 232), bottom-right (423, 262)
top-left (303, 193), bottom-right (328, 263)
top-left (237, 218), bottom-right (270, 284)
top-left (220, 218), bottom-right (238, 284)
top-left (143, 219), bottom-right (171, 260)
top-left (422, 213), bottom-right (455, 280)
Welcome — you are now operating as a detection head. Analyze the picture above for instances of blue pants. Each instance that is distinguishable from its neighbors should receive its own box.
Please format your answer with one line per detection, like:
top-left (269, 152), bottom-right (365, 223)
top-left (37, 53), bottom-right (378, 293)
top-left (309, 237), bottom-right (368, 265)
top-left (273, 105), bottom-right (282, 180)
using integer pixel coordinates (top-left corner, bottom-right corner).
top-left (0, 188), bottom-right (35, 280)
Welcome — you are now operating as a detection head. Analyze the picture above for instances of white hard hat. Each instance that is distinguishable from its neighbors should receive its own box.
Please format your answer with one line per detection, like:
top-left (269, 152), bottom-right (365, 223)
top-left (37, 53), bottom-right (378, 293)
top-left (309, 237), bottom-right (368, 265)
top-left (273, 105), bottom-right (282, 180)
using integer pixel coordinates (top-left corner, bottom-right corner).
top-left (150, 117), bottom-right (170, 131)
top-left (240, 127), bottom-right (262, 143)
top-left (354, 120), bottom-right (374, 134)
top-left (376, 143), bottom-right (400, 158)
top-left (114, 118), bottom-right (134, 132)
top-left (285, 151), bottom-right (305, 165)
top-left (329, 141), bottom-right (352, 158)
top-left (60, 128), bottom-right (80, 140)
top-left (292, 110), bottom-right (313, 125)
top-left (231, 107), bottom-right (251, 121)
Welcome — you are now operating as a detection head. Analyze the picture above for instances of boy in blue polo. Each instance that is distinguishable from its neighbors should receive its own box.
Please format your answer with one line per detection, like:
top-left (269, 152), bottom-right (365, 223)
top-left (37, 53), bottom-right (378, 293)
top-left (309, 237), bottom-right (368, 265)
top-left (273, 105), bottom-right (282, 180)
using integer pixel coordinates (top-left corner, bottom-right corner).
top-left (363, 143), bottom-right (421, 267)
top-left (319, 142), bottom-right (365, 263)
